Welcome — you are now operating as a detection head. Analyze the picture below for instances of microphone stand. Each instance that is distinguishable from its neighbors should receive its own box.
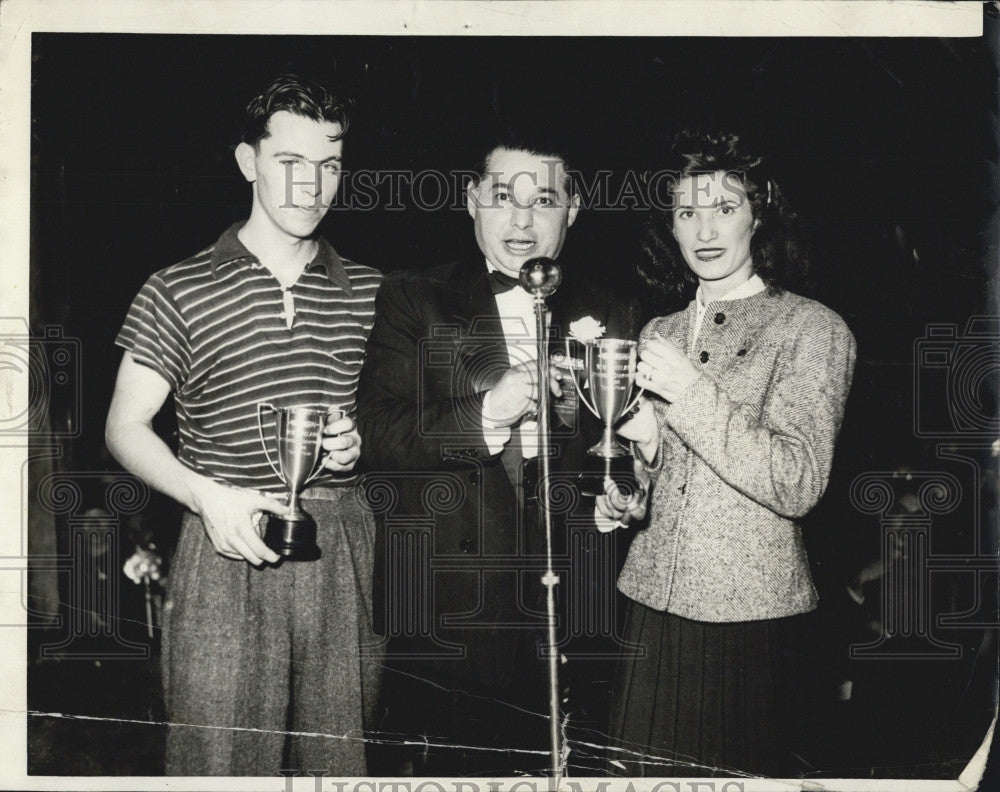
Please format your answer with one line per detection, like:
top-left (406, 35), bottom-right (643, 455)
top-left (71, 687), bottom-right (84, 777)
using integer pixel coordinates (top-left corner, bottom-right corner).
top-left (519, 259), bottom-right (563, 785)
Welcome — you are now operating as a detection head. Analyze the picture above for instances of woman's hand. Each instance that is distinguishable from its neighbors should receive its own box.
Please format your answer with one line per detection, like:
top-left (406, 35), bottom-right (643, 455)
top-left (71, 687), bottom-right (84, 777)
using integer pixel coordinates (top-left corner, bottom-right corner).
top-left (594, 458), bottom-right (651, 531)
top-left (615, 397), bottom-right (658, 463)
top-left (636, 333), bottom-right (701, 403)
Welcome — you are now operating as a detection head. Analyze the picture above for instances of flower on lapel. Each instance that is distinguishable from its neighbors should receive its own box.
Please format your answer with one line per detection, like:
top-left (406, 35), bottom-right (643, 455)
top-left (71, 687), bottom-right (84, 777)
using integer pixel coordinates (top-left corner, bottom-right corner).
top-left (568, 315), bottom-right (606, 342)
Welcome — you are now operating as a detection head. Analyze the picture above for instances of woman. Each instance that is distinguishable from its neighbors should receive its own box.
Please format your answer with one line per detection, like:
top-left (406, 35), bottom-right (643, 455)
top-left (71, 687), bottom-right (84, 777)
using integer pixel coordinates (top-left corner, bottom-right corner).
top-left (600, 131), bottom-right (857, 776)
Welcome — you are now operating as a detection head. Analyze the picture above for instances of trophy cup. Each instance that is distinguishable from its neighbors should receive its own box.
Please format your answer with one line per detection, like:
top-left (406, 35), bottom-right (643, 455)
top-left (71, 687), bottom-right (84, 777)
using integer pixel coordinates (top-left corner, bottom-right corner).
top-left (569, 338), bottom-right (644, 458)
top-left (256, 403), bottom-right (336, 561)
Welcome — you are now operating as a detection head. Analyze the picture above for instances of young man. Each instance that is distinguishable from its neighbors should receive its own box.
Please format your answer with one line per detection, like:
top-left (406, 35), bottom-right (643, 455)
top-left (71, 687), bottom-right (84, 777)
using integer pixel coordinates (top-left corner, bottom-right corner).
top-left (105, 74), bottom-right (382, 775)
top-left (357, 142), bottom-right (639, 775)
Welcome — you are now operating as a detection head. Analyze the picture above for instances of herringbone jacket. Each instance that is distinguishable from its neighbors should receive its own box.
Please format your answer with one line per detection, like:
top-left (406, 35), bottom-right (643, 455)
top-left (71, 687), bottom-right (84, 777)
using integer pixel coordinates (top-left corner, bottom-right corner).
top-left (617, 288), bottom-right (856, 622)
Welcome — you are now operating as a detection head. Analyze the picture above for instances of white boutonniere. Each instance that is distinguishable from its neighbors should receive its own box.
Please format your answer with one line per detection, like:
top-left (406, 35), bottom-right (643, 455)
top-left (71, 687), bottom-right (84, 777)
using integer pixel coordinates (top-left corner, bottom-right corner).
top-left (568, 315), bottom-right (606, 343)
top-left (554, 315), bottom-right (606, 376)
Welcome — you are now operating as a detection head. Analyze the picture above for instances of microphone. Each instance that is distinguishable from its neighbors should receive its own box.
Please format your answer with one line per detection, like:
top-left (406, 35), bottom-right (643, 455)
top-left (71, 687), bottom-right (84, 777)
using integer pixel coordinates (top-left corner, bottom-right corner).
top-left (519, 257), bottom-right (562, 298)
top-left (519, 253), bottom-right (565, 776)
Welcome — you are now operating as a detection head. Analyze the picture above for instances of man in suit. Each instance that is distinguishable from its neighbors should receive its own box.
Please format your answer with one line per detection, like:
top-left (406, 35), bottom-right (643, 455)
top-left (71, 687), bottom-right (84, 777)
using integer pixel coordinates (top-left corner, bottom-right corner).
top-left (356, 141), bottom-right (639, 775)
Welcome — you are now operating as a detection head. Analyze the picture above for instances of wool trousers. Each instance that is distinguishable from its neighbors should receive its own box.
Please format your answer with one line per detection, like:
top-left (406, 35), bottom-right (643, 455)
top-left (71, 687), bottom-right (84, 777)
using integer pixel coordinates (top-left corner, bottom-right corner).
top-left (161, 491), bottom-right (382, 776)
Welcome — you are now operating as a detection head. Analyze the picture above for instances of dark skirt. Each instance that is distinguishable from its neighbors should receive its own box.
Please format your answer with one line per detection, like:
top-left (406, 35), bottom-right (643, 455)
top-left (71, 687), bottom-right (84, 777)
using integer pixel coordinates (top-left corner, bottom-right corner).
top-left (609, 600), bottom-right (804, 778)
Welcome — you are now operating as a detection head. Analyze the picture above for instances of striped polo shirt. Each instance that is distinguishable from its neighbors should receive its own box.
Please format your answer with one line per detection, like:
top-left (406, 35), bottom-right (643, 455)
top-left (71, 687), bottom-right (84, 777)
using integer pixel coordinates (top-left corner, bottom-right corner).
top-left (116, 222), bottom-right (382, 494)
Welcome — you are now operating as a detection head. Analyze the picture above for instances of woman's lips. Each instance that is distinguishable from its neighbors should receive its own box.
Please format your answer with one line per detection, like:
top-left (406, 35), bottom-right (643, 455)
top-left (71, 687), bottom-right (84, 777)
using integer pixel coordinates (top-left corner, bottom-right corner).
top-left (695, 248), bottom-right (725, 262)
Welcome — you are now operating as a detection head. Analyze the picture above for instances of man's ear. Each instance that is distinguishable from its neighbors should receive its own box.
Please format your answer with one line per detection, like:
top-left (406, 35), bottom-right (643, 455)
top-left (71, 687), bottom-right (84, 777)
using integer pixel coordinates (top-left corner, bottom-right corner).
top-left (465, 179), bottom-right (479, 221)
top-left (566, 193), bottom-right (581, 228)
top-left (235, 142), bottom-right (257, 183)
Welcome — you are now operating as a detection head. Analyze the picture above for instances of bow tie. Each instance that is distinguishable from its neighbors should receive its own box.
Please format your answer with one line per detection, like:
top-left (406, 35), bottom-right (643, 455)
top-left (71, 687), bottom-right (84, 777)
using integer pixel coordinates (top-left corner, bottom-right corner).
top-left (487, 268), bottom-right (522, 294)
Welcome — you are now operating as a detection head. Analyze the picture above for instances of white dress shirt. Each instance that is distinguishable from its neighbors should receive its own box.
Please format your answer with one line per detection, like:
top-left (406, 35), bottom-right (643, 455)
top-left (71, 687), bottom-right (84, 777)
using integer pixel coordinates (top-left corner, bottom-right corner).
top-left (481, 262), bottom-right (543, 458)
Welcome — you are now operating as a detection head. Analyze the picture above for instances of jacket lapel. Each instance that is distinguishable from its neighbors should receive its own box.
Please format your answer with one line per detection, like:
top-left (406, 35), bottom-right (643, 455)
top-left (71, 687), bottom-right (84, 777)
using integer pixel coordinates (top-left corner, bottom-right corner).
top-left (436, 260), bottom-right (506, 391)
top-left (448, 261), bottom-right (528, 490)
top-left (441, 258), bottom-right (497, 327)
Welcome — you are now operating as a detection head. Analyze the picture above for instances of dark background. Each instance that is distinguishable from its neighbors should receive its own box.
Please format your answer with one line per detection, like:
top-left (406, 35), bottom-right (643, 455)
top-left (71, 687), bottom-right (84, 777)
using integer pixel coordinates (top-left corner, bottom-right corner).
top-left (29, 31), bottom-right (997, 471)
top-left (27, 24), bottom-right (998, 779)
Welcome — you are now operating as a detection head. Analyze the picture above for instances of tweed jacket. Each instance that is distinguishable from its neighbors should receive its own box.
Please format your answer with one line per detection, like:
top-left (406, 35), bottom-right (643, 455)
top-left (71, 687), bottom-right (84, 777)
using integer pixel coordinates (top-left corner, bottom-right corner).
top-left (617, 288), bottom-right (857, 622)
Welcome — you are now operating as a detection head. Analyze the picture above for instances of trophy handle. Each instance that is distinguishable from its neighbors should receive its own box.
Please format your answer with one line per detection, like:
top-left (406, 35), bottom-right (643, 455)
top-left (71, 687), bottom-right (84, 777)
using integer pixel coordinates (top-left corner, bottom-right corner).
top-left (303, 457), bottom-right (329, 488)
top-left (567, 338), bottom-right (601, 419)
top-left (256, 402), bottom-right (284, 482)
top-left (619, 339), bottom-right (644, 418)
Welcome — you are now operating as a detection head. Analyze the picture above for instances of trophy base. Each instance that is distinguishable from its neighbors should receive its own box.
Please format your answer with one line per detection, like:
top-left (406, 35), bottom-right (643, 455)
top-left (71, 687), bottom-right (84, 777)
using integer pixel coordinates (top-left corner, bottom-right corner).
top-left (586, 439), bottom-right (631, 459)
top-left (263, 514), bottom-right (322, 562)
top-left (577, 455), bottom-right (635, 497)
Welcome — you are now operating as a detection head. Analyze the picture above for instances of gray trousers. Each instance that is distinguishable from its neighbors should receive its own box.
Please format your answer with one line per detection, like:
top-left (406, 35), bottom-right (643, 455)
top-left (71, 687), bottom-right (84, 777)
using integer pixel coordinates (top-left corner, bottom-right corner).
top-left (161, 489), bottom-right (382, 776)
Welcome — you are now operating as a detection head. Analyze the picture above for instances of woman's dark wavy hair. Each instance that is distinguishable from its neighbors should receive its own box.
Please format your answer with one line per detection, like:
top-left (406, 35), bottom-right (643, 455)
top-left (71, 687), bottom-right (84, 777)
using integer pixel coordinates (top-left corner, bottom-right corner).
top-left (638, 130), bottom-right (811, 307)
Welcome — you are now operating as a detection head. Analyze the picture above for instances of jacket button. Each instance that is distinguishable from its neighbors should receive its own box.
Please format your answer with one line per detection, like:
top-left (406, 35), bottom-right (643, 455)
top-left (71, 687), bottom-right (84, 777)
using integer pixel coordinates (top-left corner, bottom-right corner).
top-left (699, 351), bottom-right (709, 363)
top-left (459, 538), bottom-right (474, 553)
top-left (736, 348), bottom-right (747, 357)
top-left (714, 312), bottom-right (725, 324)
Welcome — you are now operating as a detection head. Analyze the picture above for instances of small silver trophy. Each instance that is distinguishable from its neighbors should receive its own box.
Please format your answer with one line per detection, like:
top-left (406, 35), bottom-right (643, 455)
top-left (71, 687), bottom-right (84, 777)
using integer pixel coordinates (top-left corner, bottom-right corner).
top-left (256, 404), bottom-right (338, 561)
top-left (568, 338), bottom-right (644, 458)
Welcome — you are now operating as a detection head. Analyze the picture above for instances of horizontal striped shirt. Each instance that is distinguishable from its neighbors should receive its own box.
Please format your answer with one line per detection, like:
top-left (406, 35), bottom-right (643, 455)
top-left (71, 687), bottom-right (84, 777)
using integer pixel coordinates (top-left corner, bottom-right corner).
top-left (116, 222), bottom-right (382, 494)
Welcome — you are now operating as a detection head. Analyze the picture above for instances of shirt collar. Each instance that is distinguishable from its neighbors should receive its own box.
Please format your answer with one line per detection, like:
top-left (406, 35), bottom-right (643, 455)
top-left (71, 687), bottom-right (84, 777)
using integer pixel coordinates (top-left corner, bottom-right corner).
top-left (208, 221), bottom-right (353, 295)
top-left (696, 273), bottom-right (766, 311)
top-left (485, 260), bottom-right (511, 277)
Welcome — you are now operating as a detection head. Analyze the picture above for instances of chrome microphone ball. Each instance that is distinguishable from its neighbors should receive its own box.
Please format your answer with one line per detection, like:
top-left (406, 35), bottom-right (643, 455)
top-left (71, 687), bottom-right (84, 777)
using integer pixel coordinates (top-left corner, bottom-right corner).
top-left (519, 257), bottom-right (562, 297)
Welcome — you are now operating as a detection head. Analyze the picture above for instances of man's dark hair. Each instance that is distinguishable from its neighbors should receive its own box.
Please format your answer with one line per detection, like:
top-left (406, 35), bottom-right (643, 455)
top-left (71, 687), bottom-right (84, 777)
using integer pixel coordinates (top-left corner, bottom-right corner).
top-left (241, 73), bottom-right (350, 148)
top-left (472, 132), bottom-right (576, 197)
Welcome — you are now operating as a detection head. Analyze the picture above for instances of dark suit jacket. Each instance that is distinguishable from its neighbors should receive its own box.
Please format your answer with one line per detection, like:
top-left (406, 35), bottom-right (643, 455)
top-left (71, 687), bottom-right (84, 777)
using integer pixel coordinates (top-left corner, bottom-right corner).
top-left (356, 257), bottom-right (639, 690)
